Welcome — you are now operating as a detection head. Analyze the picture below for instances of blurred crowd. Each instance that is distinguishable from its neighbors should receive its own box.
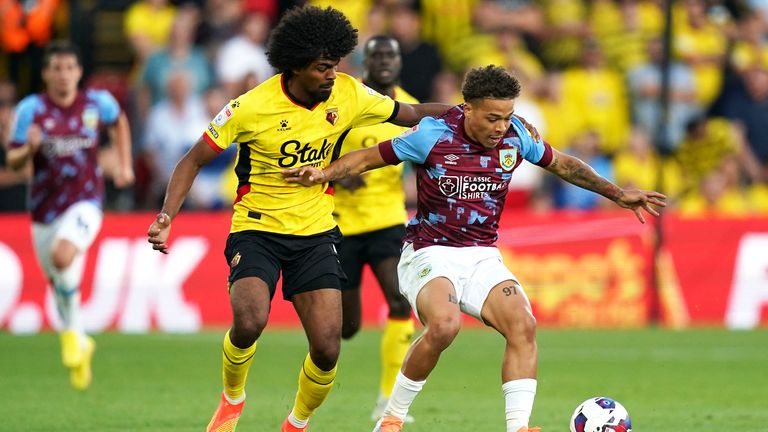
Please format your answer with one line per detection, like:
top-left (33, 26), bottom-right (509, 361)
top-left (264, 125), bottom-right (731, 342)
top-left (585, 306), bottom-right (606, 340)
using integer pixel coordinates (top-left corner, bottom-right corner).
top-left (2, 0), bottom-right (768, 216)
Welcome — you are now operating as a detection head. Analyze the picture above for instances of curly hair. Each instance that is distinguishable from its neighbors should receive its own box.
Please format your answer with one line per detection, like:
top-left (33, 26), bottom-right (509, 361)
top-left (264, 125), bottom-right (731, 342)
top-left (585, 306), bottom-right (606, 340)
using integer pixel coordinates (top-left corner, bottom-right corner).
top-left (267, 6), bottom-right (358, 74)
top-left (461, 65), bottom-right (521, 103)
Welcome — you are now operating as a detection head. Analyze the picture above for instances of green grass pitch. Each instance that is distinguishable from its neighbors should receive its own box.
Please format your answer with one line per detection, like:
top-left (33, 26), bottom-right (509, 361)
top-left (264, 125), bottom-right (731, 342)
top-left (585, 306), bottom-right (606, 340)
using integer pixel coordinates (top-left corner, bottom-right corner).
top-left (1, 328), bottom-right (766, 431)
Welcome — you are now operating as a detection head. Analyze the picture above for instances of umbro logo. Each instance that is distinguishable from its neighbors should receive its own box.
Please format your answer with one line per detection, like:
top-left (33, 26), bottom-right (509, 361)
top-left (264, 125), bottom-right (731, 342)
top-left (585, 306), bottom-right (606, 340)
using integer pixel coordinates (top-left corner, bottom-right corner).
top-left (444, 154), bottom-right (459, 165)
top-left (277, 119), bottom-right (291, 132)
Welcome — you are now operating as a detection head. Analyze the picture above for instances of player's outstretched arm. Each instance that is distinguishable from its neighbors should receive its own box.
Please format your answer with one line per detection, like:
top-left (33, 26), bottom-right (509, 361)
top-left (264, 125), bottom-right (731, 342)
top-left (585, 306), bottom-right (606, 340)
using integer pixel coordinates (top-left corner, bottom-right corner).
top-left (283, 144), bottom-right (390, 187)
top-left (147, 137), bottom-right (219, 253)
top-left (390, 102), bottom-right (452, 127)
top-left (544, 148), bottom-right (667, 224)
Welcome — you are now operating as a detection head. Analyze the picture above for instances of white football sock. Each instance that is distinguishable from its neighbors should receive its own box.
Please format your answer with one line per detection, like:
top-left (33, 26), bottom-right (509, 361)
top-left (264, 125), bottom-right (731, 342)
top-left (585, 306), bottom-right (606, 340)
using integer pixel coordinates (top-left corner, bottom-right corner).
top-left (503, 378), bottom-right (537, 432)
top-left (383, 371), bottom-right (426, 421)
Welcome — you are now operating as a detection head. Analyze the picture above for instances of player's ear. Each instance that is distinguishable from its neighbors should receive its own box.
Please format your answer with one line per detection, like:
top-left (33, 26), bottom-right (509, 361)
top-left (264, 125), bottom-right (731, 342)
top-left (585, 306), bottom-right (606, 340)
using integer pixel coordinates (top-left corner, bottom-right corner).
top-left (463, 102), bottom-right (472, 117)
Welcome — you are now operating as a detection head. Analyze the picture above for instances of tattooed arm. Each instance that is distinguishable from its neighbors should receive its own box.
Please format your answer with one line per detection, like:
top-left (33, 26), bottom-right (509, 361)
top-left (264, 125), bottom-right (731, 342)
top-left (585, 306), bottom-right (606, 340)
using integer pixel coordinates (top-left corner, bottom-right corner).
top-left (544, 148), bottom-right (667, 223)
top-left (282, 142), bottom-right (390, 186)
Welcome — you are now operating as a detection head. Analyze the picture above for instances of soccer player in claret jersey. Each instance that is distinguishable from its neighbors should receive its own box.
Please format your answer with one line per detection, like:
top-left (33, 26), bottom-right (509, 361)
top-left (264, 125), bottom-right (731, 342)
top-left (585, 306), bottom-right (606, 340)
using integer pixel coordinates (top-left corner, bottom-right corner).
top-left (284, 65), bottom-right (667, 432)
top-left (146, 6), bottom-right (450, 432)
top-left (7, 40), bottom-right (134, 390)
top-left (333, 35), bottom-right (418, 422)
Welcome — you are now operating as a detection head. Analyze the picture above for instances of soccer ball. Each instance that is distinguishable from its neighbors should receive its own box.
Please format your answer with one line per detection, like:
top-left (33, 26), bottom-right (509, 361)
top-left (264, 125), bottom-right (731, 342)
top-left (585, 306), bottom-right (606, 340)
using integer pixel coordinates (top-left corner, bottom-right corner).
top-left (570, 396), bottom-right (632, 432)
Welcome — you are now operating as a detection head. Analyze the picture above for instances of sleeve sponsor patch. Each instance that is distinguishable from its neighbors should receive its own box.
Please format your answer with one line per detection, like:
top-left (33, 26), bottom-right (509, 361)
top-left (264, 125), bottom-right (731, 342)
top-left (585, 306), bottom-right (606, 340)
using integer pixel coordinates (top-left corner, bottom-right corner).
top-left (208, 124), bottom-right (219, 139)
top-left (398, 124), bottom-right (419, 138)
top-left (213, 104), bottom-right (234, 127)
top-left (362, 83), bottom-right (385, 98)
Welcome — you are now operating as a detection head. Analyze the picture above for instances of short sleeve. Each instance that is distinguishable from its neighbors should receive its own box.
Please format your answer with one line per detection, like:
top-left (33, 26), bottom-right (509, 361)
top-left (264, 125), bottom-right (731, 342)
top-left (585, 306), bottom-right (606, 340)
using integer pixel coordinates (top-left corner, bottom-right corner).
top-left (203, 100), bottom-right (242, 153)
top-left (382, 117), bottom-right (446, 164)
top-left (90, 89), bottom-right (120, 125)
top-left (511, 115), bottom-right (552, 166)
top-left (351, 81), bottom-right (397, 128)
top-left (9, 95), bottom-right (42, 148)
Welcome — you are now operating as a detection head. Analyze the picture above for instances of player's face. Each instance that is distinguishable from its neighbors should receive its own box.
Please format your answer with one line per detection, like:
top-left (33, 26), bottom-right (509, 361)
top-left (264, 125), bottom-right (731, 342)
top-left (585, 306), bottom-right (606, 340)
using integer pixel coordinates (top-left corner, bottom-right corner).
top-left (464, 98), bottom-right (515, 148)
top-left (294, 58), bottom-right (339, 102)
top-left (42, 54), bottom-right (82, 97)
top-left (363, 40), bottom-right (402, 87)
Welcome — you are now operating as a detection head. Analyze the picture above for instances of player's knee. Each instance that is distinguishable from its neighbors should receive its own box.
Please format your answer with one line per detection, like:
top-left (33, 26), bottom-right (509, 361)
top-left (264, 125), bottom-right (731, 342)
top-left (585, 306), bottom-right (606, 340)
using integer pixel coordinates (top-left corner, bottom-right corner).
top-left (387, 296), bottom-right (412, 319)
top-left (425, 314), bottom-right (461, 350)
top-left (503, 312), bottom-right (537, 347)
top-left (50, 249), bottom-right (75, 271)
top-left (231, 314), bottom-right (268, 345)
top-left (310, 341), bottom-right (340, 370)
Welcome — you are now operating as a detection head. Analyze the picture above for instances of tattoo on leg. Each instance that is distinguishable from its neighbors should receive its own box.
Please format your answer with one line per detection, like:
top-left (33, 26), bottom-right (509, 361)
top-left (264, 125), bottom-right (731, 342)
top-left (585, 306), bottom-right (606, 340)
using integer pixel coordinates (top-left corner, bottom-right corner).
top-left (502, 285), bottom-right (517, 296)
top-left (448, 294), bottom-right (458, 304)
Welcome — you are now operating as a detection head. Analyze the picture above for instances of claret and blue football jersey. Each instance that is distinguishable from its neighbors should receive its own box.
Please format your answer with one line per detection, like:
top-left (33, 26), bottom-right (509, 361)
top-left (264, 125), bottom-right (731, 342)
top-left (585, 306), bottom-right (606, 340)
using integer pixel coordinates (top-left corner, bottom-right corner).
top-left (379, 106), bottom-right (553, 249)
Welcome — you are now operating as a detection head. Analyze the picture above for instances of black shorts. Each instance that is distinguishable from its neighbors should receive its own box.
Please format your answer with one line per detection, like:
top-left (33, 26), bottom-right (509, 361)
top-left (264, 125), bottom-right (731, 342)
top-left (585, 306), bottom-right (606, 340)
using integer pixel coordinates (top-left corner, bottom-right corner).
top-left (224, 227), bottom-right (346, 300)
top-left (337, 224), bottom-right (405, 291)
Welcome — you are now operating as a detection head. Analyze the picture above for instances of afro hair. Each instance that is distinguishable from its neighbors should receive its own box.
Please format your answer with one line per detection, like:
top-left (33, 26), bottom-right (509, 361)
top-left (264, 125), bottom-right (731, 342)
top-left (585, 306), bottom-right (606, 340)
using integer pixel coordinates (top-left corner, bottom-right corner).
top-left (267, 6), bottom-right (358, 74)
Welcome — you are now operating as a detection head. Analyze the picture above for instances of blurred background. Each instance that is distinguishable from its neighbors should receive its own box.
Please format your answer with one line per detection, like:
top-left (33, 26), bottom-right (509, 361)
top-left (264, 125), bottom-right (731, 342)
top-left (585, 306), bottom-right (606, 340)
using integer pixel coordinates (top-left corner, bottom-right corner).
top-left (1, 0), bottom-right (768, 334)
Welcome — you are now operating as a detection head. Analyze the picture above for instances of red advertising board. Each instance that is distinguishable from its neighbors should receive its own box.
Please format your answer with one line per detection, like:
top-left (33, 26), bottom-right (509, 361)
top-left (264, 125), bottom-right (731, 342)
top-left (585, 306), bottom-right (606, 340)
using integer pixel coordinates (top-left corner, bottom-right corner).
top-left (0, 211), bottom-right (766, 333)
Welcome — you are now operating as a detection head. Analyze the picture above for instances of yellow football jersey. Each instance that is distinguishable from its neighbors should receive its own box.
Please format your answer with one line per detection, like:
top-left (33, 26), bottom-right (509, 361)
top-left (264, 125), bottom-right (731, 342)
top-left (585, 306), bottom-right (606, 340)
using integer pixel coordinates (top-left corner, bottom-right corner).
top-left (204, 73), bottom-right (397, 235)
top-left (333, 86), bottom-right (418, 236)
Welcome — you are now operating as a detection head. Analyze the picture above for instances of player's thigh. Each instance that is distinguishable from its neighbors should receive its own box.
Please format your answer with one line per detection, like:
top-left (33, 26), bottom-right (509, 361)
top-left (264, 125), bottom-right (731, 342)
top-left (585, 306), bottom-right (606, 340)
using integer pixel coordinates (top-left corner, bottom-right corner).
top-left (224, 230), bottom-right (281, 300)
top-left (414, 276), bottom-right (461, 329)
top-left (280, 228), bottom-right (346, 301)
top-left (367, 224), bottom-right (406, 305)
top-left (397, 243), bottom-right (463, 324)
top-left (54, 201), bottom-right (103, 251)
top-left (50, 201), bottom-right (103, 269)
top-left (480, 279), bottom-right (535, 338)
top-left (337, 232), bottom-right (366, 291)
top-left (229, 276), bottom-right (273, 335)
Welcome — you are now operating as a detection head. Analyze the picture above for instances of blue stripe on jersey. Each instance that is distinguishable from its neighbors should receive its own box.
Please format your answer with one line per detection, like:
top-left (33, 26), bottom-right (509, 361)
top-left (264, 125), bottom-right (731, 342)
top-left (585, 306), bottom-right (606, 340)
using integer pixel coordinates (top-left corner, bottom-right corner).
top-left (510, 115), bottom-right (546, 164)
top-left (11, 95), bottom-right (44, 145)
top-left (391, 117), bottom-right (448, 164)
top-left (87, 89), bottom-right (120, 124)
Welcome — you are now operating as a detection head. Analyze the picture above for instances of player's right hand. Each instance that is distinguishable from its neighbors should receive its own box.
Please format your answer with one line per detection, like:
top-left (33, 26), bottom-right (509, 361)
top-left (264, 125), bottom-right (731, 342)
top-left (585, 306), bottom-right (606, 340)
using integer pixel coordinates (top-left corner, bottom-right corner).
top-left (27, 124), bottom-right (43, 153)
top-left (282, 166), bottom-right (326, 186)
top-left (147, 212), bottom-right (172, 254)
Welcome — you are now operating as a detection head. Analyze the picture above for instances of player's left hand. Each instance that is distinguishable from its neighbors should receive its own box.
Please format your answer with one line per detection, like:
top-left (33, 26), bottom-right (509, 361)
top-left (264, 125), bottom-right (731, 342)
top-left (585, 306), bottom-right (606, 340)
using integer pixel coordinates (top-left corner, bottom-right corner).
top-left (114, 166), bottom-right (135, 188)
top-left (614, 189), bottom-right (667, 224)
top-left (517, 115), bottom-right (541, 142)
top-left (147, 212), bottom-right (172, 254)
top-left (282, 166), bottom-right (326, 186)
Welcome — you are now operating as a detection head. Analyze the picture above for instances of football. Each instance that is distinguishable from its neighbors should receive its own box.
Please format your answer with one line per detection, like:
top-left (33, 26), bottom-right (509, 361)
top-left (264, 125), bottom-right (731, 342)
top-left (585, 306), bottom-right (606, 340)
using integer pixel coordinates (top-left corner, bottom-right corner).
top-left (570, 397), bottom-right (632, 432)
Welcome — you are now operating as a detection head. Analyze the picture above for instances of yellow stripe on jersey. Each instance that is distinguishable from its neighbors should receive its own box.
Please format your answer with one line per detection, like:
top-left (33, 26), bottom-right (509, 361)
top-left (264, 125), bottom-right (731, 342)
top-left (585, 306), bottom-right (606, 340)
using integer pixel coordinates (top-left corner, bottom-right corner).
top-left (333, 86), bottom-right (418, 236)
top-left (203, 73), bottom-right (397, 236)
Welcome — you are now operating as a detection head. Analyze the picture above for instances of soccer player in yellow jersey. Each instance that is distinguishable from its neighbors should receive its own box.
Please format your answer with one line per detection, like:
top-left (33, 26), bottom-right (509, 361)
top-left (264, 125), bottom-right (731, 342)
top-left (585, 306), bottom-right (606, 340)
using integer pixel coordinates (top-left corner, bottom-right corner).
top-left (146, 6), bottom-right (450, 432)
top-left (333, 36), bottom-right (418, 422)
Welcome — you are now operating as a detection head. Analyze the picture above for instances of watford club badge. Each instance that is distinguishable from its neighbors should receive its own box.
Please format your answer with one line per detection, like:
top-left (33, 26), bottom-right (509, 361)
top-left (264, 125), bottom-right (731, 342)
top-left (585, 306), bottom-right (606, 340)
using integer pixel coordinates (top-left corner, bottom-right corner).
top-left (325, 107), bottom-right (338, 125)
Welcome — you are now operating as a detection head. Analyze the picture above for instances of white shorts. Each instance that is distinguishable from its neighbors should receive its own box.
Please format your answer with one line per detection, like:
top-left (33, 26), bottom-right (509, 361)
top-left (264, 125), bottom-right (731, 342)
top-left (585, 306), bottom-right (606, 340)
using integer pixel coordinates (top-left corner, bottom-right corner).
top-left (32, 201), bottom-right (103, 274)
top-left (398, 243), bottom-right (523, 323)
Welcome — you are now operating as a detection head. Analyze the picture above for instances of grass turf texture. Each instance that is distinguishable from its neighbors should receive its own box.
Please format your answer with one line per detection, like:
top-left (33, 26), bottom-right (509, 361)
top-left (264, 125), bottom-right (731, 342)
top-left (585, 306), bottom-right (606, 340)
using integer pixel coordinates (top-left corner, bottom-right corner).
top-left (1, 328), bottom-right (766, 431)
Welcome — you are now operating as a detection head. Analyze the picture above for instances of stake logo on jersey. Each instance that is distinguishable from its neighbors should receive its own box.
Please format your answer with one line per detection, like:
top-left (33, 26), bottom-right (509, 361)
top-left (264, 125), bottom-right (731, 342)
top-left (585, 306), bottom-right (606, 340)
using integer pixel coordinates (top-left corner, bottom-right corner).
top-left (201, 72), bottom-right (397, 236)
top-left (278, 138), bottom-right (335, 168)
top-left (9, 90), bottom-right (121, 223)
top-left (378, 106), bottom-right (553, 249)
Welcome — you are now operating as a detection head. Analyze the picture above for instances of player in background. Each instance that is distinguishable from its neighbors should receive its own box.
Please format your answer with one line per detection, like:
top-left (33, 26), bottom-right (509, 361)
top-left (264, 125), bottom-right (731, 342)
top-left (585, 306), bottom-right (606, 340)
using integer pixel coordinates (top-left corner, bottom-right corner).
top-left (7, 40), bottom-right (134, 390)
top-left (284, 65), bottom-right (667, 432)
top-left (333, 35), bottom-right (418, 422)
top-left (146, 6), bottom-right (450, 432)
